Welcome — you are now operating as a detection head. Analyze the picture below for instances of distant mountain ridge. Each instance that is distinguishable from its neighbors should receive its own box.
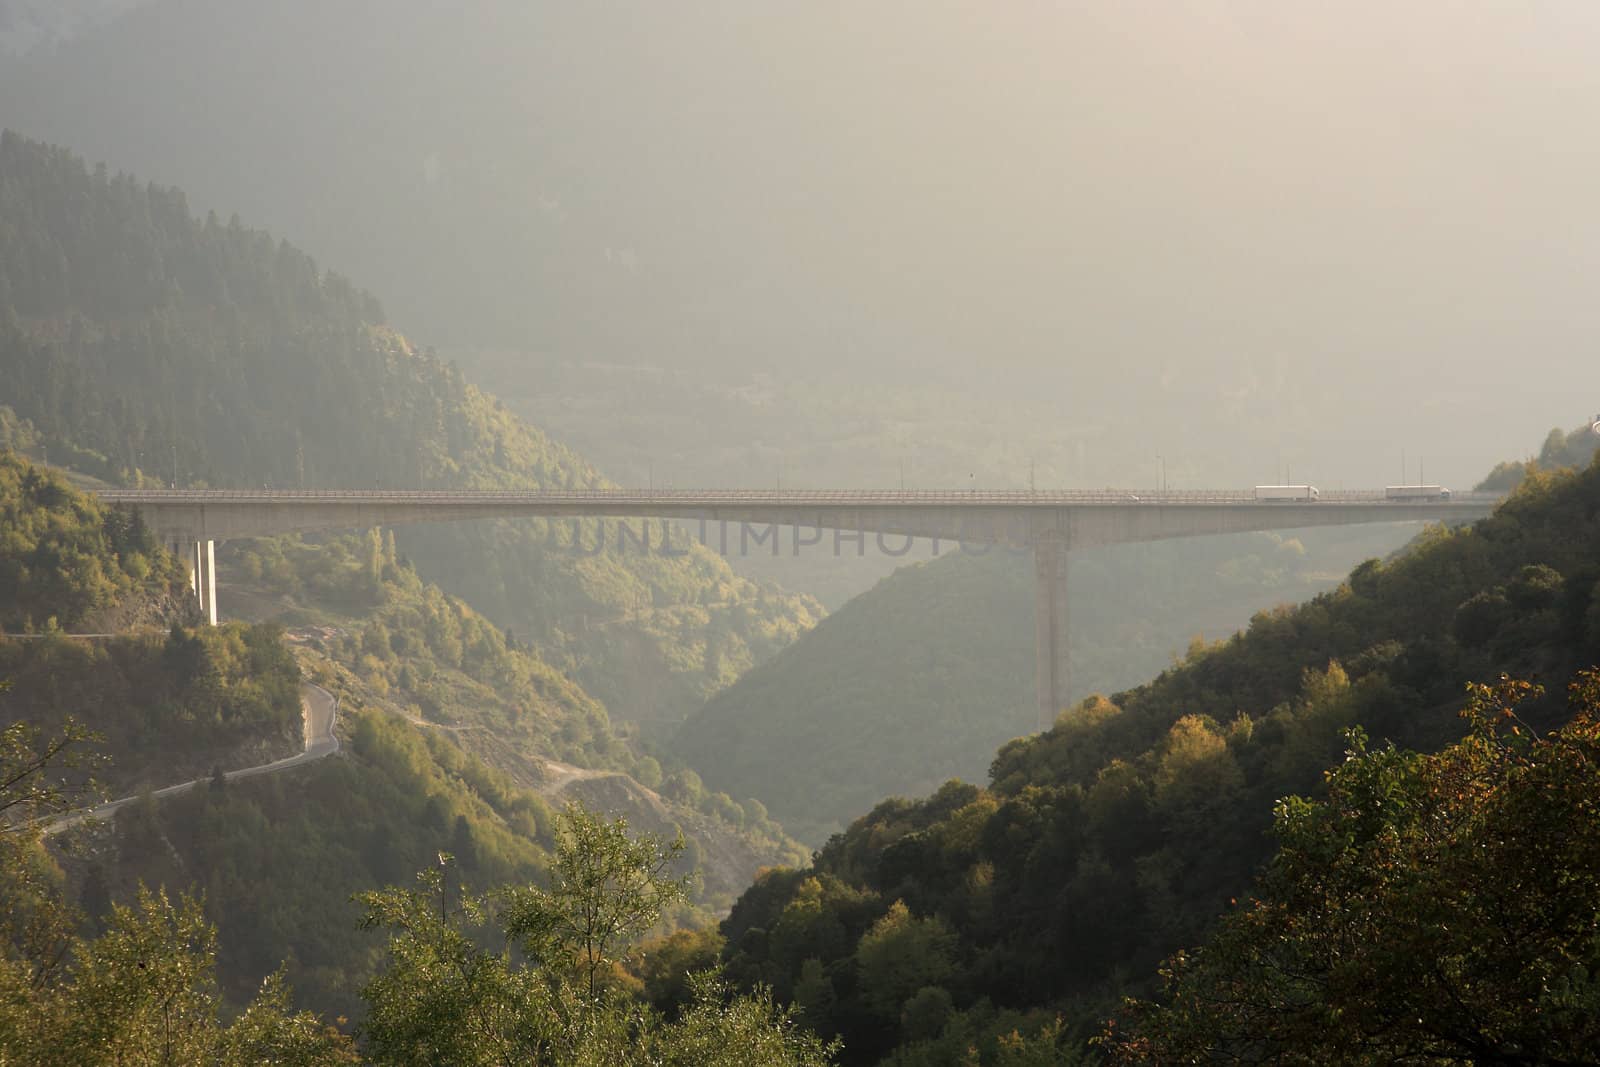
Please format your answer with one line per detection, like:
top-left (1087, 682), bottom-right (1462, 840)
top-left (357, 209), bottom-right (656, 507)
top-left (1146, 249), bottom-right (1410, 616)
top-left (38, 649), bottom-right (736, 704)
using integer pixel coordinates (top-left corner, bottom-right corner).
top-left (0, 0), bottom-right (145, 57)
top-left (0, 128), bottom-right (820, 728)
top-left (3, 0), bottom-right (1589, 492)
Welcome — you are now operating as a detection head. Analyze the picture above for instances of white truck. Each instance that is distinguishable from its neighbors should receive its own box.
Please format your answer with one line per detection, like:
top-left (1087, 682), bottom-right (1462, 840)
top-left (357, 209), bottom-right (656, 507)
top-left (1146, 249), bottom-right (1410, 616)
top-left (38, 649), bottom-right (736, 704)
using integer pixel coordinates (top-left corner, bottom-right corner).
top-left (1254, 485), bottom-right (1320, 502)
top-left (1385, 485), bottom-right (1452, 501)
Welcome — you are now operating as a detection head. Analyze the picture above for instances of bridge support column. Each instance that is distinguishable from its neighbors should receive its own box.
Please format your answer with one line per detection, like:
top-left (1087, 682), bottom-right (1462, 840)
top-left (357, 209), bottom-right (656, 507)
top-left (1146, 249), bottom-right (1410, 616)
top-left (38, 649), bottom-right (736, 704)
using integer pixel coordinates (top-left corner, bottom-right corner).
top-left (173, 537), bottom-right (218, 626)
top-left (201, 539), bottom-right (217, 626)
top-left (1033, 536), bottom-right (1070, 732)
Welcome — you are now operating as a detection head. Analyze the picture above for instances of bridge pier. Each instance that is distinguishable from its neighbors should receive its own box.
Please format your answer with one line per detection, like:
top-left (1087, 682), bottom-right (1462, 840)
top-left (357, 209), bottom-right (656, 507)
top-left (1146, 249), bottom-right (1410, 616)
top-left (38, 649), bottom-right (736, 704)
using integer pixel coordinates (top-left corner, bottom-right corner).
top-left (1033, 536), bottom-right (1070, 732)
top-left (173, 537), bottom-right (218, 625)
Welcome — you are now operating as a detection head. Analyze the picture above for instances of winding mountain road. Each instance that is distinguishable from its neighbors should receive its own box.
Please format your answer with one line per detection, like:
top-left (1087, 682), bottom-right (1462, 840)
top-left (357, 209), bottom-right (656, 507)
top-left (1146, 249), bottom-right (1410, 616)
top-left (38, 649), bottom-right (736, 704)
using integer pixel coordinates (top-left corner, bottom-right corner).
top-left (43, 683), bottom-right (338, 835)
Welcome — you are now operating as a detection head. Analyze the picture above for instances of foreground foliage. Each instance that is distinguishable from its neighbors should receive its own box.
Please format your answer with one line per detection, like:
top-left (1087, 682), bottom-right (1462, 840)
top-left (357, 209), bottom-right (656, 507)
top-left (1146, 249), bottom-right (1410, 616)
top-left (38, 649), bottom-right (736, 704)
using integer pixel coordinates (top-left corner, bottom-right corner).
top-left (4, 707), bottom-right (833, 1063)
top-left (0, 707), bottom-right (353, 1065)
top-left (358, 806), bottom-right (836, 1066)
top-left (97, 704), bottom-right (563, 1023)
top-left (1102, 673), bottom-right (1600, 1063)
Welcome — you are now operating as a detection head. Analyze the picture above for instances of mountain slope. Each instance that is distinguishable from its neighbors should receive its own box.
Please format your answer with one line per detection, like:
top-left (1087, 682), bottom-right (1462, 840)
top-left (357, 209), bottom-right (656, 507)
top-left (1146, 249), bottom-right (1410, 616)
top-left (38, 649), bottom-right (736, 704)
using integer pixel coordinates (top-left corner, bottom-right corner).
top-left (0, 449), bottom-right (186, 632)
top-left (0, 132), bottom-right (823, 1026)
top-left (219, 529), bottom-right (811, 897)
top-left (0, 452), bottom-right (303, 795)
top-left (716, 446), bottom-right (1600, 1062)
top-left (0, 129), bottom-right (819, 728)
top-left (674, 524), bottom-right (1413, 843)
top-left (0, 467), bottom-right (801, 1024)
top-left (56, 621), bottom-right (803, 1024)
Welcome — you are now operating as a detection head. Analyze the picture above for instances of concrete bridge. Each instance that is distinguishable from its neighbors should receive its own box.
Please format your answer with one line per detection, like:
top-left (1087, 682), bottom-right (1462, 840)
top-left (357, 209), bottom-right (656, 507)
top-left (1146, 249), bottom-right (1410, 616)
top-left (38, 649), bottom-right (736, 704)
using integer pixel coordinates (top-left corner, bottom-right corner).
top-left (96, 487), bottom-right (1501, 730)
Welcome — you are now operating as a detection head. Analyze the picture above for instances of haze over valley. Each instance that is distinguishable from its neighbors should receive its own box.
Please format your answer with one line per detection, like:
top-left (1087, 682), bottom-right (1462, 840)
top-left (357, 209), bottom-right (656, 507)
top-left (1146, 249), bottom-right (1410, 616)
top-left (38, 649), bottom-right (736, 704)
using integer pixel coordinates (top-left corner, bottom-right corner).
top-left (3, 5), bottom-right (1600, 1063)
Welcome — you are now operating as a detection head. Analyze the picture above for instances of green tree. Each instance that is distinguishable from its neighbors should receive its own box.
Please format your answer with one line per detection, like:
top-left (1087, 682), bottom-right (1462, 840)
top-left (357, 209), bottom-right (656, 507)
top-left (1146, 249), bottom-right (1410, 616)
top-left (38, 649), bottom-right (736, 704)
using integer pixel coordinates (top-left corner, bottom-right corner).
top-left (359, 805), bottom-right (837, 1065)
top-left (501, 804), bottom-right (690, 1001)
top-left (0, 706), bottom-right (96, 1053)
top-left (1452, 588), bottom-right (1512, 648)
top-left (48, 889), bottom-right (350, 1066)
top-left (0, 699), bottom-right (350, 1065)
top-left (1506, 562), bottom-right (1563, 610)
top-left (357, 861), bottom-right (563, 1066)
top-left (652, 974), bottom-right (838, 1066)
top-left (1103, 674), bottom-right (1600, 1064)
top-left (854, 900), bottom-right (957, 1022)
top-left (635, 926), bottom-right (726, 1018)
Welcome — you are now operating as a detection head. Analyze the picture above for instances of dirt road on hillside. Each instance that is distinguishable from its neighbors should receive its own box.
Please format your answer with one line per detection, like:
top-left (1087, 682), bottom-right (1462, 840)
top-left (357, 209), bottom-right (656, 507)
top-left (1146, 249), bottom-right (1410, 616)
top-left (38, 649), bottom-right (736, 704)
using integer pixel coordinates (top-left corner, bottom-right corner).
top-left (42, 683), bottom-right (338, 835)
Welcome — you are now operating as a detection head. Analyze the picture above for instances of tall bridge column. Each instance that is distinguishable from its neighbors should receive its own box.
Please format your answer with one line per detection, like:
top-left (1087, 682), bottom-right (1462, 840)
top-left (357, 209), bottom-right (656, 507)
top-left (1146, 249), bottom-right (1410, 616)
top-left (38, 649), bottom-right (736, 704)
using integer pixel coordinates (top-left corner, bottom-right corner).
top-left (201, 539), bottom-right (217, 625)
top-left (172, 536), bottom-right (219, 625)
top-left (1033, 536), bottom-right (1070, 732)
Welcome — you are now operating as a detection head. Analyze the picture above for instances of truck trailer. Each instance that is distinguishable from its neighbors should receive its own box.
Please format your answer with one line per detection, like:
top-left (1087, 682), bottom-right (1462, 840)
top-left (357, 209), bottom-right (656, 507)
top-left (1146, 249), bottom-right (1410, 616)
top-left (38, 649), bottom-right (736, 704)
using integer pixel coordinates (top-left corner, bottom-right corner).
top-left (1254, 485), bottom-right (1320, 502)
top-left (1384, 485), bottom-right (1452, 501)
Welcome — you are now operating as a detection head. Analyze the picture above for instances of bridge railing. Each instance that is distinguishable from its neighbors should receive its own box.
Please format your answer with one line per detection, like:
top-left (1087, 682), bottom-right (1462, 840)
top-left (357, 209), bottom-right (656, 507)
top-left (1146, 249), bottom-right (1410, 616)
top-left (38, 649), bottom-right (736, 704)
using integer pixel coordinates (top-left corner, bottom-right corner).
top-left (93, 492), bottom-right (1504, 508)
top-left (94, 488), bottom-right (1504, 507)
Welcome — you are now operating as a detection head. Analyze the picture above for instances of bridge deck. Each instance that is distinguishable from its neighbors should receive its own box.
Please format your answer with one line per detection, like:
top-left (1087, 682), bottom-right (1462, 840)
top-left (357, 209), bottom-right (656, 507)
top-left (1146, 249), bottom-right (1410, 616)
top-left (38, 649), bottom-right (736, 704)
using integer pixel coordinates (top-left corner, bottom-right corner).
top-left (97, 487), bottom-right (1502, 507)
top-left (95, 485), bottom-right (1503, 729)
top-left (94, 486), bottom-right (1502, 550)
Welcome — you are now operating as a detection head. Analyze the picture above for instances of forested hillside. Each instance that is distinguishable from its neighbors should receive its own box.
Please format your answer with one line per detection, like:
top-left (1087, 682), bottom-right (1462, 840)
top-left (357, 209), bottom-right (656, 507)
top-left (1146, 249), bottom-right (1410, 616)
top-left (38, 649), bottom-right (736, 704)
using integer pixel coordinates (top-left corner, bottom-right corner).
top-left (227, 530), bottom-right (624, 772)
top-left (0, 129), bottom-right (819, 727)
top-left (675, 524), bottom-right (1410, 844)
top-left (4, 717), bottom-right (834, 1064)
top-left (222, 530), bottom-right (810, 892)
top-left (1102, 674), bottom-right (1600, 1063)
top-left (70, 698), bottom-right (560, 1024)
top-left (0, 120), bottom-right (834, 1027)
top-left (2, 623), bottom-right (303, 796)
top-left (0, 473), bottom-right (800, 1023)
top-left (0, 449), bottom-right (184, 632)
top-left (49, 542), bottom-right (808, 1026)
top-left (0, 452), bottom-right (303, 793)
top-left (0, 453), bottom-right (800, 1025)
top-left (715, 449), bottom-right (1600, 1063)
top-left (1477, 419), bottom-right (1600, 492)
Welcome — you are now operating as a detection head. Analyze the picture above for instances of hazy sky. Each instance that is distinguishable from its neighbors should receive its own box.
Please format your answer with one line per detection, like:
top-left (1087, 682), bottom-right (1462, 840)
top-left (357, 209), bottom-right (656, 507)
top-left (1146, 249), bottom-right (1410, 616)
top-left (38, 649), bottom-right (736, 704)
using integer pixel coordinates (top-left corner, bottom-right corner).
top-left (3, 1), bottom-right (1597, 486)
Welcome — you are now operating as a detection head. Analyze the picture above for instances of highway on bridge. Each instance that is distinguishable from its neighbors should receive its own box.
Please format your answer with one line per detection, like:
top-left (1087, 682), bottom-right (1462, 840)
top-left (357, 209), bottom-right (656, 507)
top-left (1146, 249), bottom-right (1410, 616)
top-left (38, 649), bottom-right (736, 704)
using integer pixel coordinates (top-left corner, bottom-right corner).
top-left (95, 486), bottom-right (1502, 729)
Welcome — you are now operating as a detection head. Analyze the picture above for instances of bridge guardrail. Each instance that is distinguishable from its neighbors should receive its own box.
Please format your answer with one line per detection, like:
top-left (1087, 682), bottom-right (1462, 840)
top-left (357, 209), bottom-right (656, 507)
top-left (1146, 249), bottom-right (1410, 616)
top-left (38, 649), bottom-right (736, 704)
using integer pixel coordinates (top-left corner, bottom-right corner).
top-left (94, 488), bottom-right (1504, 507)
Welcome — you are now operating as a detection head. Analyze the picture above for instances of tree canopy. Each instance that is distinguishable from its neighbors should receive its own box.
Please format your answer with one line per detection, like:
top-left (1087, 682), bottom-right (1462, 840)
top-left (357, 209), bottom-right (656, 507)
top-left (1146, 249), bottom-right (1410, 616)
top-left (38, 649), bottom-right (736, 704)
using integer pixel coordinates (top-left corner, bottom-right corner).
top-left (1102, 673), bottom-right (1600, 1064)
top-left (357, 805), bottom-right (837, 1066)
top-left (2, 715), bottom-right (834, 1064)
top-left (0, 699), bottom-right (354, 1065)
top-left (0, 450), bottom-right (182, 632)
